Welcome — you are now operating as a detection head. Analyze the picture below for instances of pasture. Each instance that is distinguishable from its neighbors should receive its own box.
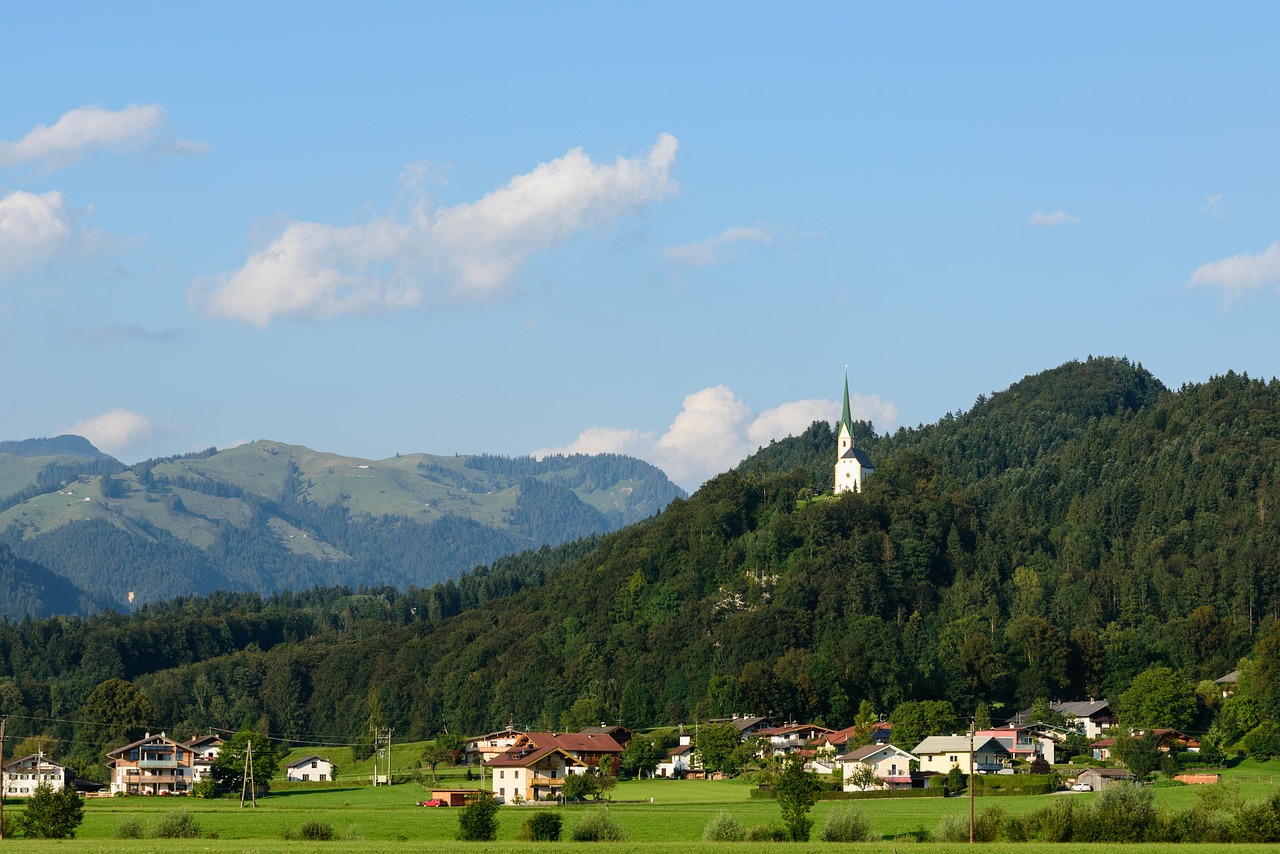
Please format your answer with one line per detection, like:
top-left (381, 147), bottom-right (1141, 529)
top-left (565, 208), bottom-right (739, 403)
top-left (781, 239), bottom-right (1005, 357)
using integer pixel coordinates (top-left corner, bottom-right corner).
top-left (1, 760), bottom-right (1277, 852)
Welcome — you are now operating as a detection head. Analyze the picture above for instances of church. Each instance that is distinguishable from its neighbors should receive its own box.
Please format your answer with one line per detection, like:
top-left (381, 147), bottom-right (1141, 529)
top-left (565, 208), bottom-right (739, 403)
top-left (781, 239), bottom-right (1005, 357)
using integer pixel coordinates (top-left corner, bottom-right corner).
top-left (834, 374), bottom-right (874, 494)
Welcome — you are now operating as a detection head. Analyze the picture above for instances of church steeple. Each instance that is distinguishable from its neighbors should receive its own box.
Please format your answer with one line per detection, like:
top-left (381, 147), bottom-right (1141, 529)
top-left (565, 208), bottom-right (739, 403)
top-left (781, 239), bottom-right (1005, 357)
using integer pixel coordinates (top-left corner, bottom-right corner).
top-left (839, 370), bottom-right (854, 440)
top-left (834, 370), bottom-right (874, 494)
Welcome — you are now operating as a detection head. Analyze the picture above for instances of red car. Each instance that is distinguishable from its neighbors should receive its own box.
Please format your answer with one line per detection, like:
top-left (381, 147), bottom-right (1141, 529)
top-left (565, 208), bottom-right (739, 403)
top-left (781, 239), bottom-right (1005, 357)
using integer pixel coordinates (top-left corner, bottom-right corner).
top-left (419, 798), bottom-right (449, 807)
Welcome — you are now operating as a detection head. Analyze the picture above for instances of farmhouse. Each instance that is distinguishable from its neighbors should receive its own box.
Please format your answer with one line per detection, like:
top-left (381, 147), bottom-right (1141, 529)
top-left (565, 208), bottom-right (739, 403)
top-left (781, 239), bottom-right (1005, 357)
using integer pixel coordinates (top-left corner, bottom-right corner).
top-left (486, 745), bottom-right (587, 803)
top-left (285, 755), bottom-right (337, 782)
top-left (182, 734), bottom-right (223, 783)
top-left (3, 754), bottom-right (72, 796)
top-left (465, 726), bottom-right (523, 765)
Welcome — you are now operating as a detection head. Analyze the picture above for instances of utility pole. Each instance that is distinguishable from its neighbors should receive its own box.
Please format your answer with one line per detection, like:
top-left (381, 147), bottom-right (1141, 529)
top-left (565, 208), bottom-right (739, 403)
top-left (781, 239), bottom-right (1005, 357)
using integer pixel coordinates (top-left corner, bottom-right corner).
top-left (968, 718), bottom-right (975, 844)
top-left (241, 740), bottom-right (256, 808)
top-left (1, 714), bottom-right (7, 841)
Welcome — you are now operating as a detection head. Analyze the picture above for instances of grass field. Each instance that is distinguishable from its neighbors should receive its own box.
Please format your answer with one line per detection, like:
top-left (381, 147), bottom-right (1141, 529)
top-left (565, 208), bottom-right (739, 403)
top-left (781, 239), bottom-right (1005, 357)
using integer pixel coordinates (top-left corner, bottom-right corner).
top-left (2, 760), bottom-right (1277, 852)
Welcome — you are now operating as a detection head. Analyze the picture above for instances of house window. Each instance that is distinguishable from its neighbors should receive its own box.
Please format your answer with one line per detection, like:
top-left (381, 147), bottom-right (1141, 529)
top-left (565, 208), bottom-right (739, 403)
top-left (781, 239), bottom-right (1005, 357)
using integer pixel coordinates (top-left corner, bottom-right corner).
top-left (320, 774), bottom-right (327, 781)
top-left (311, 761), bottom-right (318, 768)
top-left (499, 770), bottom-right (504, 779)
top-left (302, 774), bottom-right (310, 782)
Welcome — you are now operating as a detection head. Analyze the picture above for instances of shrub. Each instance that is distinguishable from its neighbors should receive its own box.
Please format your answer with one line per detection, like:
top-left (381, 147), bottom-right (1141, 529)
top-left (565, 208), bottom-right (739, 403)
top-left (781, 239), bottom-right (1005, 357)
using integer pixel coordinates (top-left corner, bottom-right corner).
top-left (520, 811), bottom-right (564, 842)
top-left (571, 809), bottom-right (626, 842)
top-left (341, 825), bottom-right (366, 841)
top-left (746, 822), bottom-right (788, 841)
top-left (934, 812), bottom-right (970, 842)
top-left (296, 820), bottom-right (335, 841)
top-left (115, 817), bottom-right (145, 839)
top-left (154, 810), bottom-right (202, 839)
top-left (1089, 783), bottom-right (1155, 842)
top-left (456, 791), bottom-right (498, 842)
top-left (702, 811), bottom-right (746, 842)
top-left (19, 783), bottom-right (84, 838)
top-left (192, 778), bottom-right (219, 798)
top-left (819, 807), bottom-right (875, 842)
top-left (1236, 790), bottom-right (1280, 843)
top-left (1034, 796), bottom-right (1077, 842)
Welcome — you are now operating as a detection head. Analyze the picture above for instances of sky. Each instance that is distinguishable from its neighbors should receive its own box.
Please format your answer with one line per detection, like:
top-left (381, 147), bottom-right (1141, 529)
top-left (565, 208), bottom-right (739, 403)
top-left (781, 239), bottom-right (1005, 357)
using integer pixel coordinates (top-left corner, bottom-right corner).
top-left (3, 3), bottom-right (1280, 491)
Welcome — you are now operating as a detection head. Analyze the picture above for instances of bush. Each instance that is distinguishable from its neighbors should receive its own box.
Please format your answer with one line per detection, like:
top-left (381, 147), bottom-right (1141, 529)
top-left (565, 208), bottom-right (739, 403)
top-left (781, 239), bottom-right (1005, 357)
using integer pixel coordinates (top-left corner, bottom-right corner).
top-left (456, 791), bottom-right (498, 842)
top-left (520, 811), bottom-right (564, 842)
top-left (1088, 783), bottom-right (1155, 843)
top-left (154, 810), bottom-right (202, 839)
top-left (746, 822), bottom-right (789, 841)
top-left (192, 778), bottom-right (219, 798)
top-left (819, 807), bottom-right (875, 842)
top-left (571, 809), bottom-right (626, 842)
top-left (702, 811), bottom-right (746, 842)
top-left (296, 820), bottom-right (335, 841)
top-left (115, 817), bottom-right (145, 839)
top-left (19, 783), bottom-right (84, 838)
top-left (934, 812), bottom-right (970, 842)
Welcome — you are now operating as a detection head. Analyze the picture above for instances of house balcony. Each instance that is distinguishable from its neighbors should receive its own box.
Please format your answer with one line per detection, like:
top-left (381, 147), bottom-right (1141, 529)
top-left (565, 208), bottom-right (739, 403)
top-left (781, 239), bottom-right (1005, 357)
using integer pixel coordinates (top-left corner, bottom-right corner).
top-left (138, 759), bottom-right (180, 769)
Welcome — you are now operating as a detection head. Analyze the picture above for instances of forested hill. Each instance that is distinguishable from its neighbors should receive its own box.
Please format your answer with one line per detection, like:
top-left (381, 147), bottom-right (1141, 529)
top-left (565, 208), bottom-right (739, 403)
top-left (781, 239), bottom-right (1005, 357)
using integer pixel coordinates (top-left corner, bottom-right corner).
top-left (0, 441), bottom-right (684, 616)
top-left (4, 357), bottom-right (1280, 779)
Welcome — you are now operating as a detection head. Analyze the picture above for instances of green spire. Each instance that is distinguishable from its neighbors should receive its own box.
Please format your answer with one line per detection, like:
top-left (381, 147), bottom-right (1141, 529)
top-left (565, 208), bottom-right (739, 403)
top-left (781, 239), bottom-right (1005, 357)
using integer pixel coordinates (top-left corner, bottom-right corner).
top-left (840, 371), bottom-right (854, 436)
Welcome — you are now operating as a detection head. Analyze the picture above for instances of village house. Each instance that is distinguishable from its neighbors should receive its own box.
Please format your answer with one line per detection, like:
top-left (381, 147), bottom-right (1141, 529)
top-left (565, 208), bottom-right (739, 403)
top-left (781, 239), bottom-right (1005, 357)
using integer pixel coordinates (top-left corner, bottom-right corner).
top-left (285, 755), bottom-right (337, 782)
top-left (838, 743), bottom-right (919, 791)
top-left (913, 735), bottom-right (1012, 775)
top-left (3, 754), bottom-right (72, 797)
top-left (181, 734), bottom-right (223, 784)
top-left (975, 726), bottom-right (1056, 765)
top-left (106, 733), bottom-right (197, 795)
top-left (1007, 700), bottom-right (1116, 739)
top-left (1091, 728), bottom-right (1201, 762)
top-left (755, 723), bottom-right (833, 756)
top-left (707, 714), bottom-right (773, 738)
top-left (656, 737), bottom-right (695, 778)
top-left (465, 726), bottom-right (523, 765)
top-left (484, 731), bottom-right (626, 802)
top-left (485, 744), bottom-right (587, 803)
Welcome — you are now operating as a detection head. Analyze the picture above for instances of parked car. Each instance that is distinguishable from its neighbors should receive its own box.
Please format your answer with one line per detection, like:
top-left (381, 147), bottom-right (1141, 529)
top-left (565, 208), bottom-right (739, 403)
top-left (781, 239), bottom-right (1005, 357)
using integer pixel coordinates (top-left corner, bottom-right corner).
top-left (1070, 782), bottom-right (1092, 792)
top-left (419, 798), bottom-right (450, 807)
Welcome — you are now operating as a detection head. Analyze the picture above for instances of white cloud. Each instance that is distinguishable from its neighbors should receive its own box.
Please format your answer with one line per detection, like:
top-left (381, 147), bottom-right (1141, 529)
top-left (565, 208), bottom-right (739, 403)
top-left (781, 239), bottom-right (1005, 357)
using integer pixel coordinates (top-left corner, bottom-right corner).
top-left (533, 385), bottom-right (899, 491)
top-left (66, 408), bottom-right (154, 456)
top-left (0, 104), bottom-right (207, 170)
top-left (1200, 193), bottom-right (1229, 219)
top-left (1029, 210), bottom-right (1081, 227)
top-left (191, 134), bottom-right (679, 326)
top-left (1189, 241), bottom-right (1280, 301)
top-left (0, 190), bottom-right (73, 275)
top-left (663, 226), bottom-right (773, 266)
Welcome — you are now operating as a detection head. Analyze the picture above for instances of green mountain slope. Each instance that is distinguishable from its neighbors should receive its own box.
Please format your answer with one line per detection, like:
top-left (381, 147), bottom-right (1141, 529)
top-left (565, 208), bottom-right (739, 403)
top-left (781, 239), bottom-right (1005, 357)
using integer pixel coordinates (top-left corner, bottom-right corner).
top-left (5, 357), bottom-right (1280, 758)
top-left (0, 441), bottom-right (684, 612)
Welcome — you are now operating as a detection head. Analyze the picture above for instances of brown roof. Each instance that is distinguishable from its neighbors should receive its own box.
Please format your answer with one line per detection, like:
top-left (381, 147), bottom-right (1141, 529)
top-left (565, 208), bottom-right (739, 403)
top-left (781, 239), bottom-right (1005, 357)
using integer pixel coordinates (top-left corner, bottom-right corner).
top-left (523, 732), bottom-right (624, 754)
top-left (486, 745), bottom-right (585, 768)
top-left (105, 733), bottom-right (192, 758)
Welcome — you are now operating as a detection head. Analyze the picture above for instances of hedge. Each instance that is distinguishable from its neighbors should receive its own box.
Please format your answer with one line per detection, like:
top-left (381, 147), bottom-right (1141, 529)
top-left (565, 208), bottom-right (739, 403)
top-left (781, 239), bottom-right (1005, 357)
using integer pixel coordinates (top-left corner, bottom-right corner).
top-left (972, 774), bottom-right (1056, 796)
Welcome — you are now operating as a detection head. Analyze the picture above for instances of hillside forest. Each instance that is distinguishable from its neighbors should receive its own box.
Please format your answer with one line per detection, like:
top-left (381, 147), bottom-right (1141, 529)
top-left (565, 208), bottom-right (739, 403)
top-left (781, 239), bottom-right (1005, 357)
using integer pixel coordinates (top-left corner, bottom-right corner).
top-left (4, 357), bottom-right (1280, 781)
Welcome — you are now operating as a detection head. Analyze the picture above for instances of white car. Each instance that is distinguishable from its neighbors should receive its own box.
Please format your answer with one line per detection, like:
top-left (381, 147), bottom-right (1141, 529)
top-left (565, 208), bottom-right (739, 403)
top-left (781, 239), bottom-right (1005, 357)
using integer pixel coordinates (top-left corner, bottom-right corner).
top-left (1070, 782), bottom-right (1092, 792)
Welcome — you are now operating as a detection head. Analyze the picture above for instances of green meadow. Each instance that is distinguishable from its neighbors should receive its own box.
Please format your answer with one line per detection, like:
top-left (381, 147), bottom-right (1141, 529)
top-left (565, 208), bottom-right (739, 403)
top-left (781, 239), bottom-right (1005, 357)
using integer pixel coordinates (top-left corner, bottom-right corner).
top-left (2, 760), bottom-right (1279, 851)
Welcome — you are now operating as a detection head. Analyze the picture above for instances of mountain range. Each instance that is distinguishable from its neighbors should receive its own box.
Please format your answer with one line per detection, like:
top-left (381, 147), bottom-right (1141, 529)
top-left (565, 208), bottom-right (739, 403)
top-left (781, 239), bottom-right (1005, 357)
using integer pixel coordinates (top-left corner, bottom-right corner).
top-left (0, 438), bottom-right (684, 617)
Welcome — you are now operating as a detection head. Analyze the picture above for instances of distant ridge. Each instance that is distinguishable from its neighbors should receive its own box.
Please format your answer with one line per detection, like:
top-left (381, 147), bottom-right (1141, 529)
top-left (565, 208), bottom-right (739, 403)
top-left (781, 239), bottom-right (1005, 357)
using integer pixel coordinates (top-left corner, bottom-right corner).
top-left (0, 435), bottom-right (115, 461)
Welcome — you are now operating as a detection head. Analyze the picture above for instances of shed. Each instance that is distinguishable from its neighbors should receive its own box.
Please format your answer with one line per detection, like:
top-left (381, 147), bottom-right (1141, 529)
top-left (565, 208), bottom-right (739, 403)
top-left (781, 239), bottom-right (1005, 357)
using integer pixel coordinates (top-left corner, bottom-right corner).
top-left (1076, 767), bottom-right (1135, 791)
top-left (430, 788), bottom-right (479, 806)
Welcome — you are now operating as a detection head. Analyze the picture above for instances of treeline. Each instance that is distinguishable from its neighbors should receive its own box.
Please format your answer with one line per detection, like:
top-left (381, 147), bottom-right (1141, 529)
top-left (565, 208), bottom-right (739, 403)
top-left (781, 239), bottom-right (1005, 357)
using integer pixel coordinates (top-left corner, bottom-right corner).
top-left (4, 358), bottom-right (1280, 783)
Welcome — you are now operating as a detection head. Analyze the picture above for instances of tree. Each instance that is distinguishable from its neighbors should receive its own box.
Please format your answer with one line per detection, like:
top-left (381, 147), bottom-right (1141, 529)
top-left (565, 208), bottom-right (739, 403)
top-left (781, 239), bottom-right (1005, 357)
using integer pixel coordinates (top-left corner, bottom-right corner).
top-left (20, 783), bottom-right (84, 838)
top-left (457, 790), bottom-right (498, 841)
top-left (1116, 666), bottom-right (1197, 730)
top-left (1113, 730), bottom-right (1161, 782)
top-left (846, 763), bottom-right (880, 791)
top-left (774, 754), bottom-right (820, 841)
top-left (212, 729), bottom-right (281, 797)
top-left (421, 743), bottom-right (449, 783)
top-left (78, 678), bottom-right (156, 750)
top-left (694, 723), bottom-right (742, 774)
top-left (562, 770), bottom-right (601, 801)
top-left (619, 736), bottom-right (659, 779)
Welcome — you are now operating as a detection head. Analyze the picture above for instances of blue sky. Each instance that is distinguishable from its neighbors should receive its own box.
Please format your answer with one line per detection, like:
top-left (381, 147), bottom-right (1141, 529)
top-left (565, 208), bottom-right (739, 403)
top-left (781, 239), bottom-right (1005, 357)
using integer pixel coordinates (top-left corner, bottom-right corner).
top-left (3, 3), bottom-right (1279, 490)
